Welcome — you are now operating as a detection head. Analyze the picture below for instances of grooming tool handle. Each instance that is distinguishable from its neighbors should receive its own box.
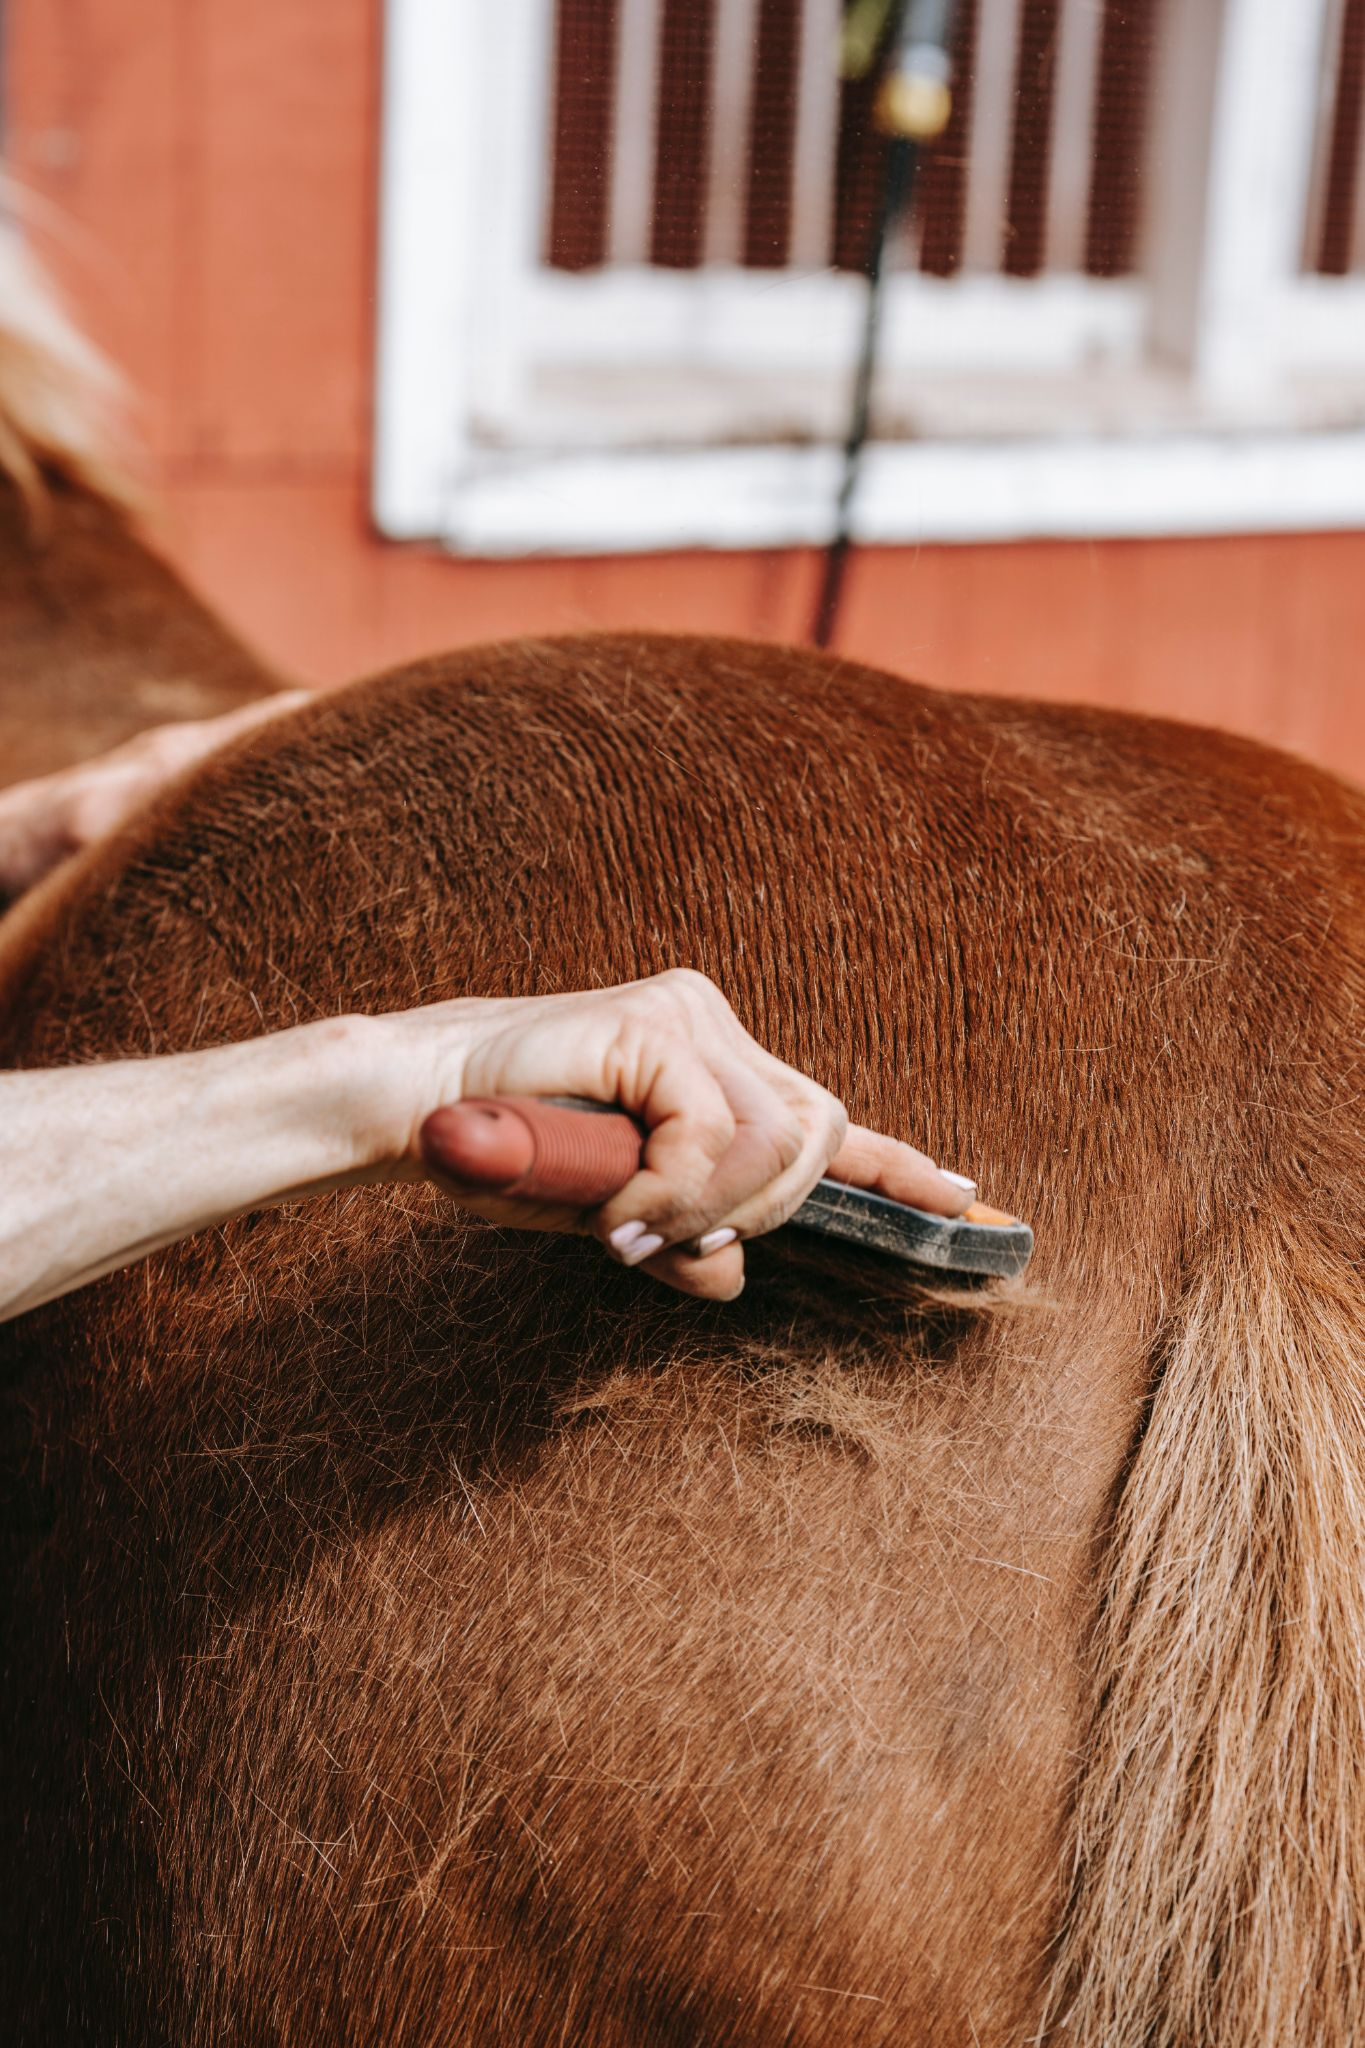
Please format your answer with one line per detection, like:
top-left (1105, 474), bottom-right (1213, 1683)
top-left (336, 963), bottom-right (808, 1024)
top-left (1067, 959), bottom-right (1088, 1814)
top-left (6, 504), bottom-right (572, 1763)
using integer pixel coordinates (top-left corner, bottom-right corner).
top-left (419, 1096), bottom-right (643, 1208)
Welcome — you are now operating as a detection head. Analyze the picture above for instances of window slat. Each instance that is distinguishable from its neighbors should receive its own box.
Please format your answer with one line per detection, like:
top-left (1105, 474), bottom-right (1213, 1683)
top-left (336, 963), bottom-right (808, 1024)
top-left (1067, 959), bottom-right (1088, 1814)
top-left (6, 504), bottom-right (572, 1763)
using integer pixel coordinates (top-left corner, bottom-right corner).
top-left (831, 65), bottom-right (884, 272)
top-left (1351, 38), bottom-right (1365, 269)
top-left (1045, 0), bottom-right (1107, 274)
top-left (652, 0), bottom-right (717, 266)
top-left (609, 0), bottom-right (664, 263)
top-left (547, 0), bottom-right (617, 270)
top-left (962, 0), bottom-right (1026, 272)
top-left (1085, 0), bottom-right (1159, 277)
top-left (785, 0), bottom-right (841, 268)
top-left (918, 0), bottom-right (981, 277)
top-left (1300, 0), bottom-right (1347, 270)
top-left (1318, 0), bottom-right (1365, 272)
top-left (705, 0), bottom-right (762, 261)
top-left (1004, 0), bottom-right (1062, 276)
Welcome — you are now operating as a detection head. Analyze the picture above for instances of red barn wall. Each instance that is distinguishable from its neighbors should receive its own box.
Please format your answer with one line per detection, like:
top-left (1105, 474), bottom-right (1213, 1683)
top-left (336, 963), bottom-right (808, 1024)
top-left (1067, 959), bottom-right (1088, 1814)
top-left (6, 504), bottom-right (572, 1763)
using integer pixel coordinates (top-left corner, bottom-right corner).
top-left (10, 0), bottom-right (1365, 783)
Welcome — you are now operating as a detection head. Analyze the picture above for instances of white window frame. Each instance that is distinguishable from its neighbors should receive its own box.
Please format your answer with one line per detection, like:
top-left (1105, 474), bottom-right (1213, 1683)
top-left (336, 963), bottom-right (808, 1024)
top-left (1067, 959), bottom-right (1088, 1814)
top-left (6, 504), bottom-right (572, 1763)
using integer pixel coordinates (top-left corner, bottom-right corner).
top-left (374, 0), bottom-right (1365, 555)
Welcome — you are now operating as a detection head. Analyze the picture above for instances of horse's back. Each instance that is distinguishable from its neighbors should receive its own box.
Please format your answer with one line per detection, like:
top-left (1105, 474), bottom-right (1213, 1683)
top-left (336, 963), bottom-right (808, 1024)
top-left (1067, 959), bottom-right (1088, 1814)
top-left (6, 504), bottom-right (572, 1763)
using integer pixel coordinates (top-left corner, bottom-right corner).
top-left (3, 635), bottom-right (1363, 2046)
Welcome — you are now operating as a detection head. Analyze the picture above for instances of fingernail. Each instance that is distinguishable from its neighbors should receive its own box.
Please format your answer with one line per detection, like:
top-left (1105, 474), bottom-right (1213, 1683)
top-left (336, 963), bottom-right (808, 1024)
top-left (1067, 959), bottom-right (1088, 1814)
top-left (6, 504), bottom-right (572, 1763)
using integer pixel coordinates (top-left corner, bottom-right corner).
top-left (608, 1220), bottom-right (649, 1252)
top-left (941, 1171), bottom-right (977, 1196)
top-left (619, 1232), bottom-right (665, 1268)
top-left (695, 1227), bottom-right (738, 1257)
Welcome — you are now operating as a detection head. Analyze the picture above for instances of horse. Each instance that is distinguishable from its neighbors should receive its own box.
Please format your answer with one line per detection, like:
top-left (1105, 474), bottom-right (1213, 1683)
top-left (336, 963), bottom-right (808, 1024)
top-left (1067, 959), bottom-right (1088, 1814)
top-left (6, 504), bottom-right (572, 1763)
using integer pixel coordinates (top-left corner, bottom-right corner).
top-left (3, 234), bottom-right (1365, 2048)
top-left (0, 222), bottom-right (280, 794)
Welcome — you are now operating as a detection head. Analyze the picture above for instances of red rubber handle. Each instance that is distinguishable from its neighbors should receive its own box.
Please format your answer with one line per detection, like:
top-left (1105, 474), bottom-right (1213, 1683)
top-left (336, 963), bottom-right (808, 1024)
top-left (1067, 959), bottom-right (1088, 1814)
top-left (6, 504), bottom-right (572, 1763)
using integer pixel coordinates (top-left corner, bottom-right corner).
top-left (419, 1098), bottom-right (645, 1207)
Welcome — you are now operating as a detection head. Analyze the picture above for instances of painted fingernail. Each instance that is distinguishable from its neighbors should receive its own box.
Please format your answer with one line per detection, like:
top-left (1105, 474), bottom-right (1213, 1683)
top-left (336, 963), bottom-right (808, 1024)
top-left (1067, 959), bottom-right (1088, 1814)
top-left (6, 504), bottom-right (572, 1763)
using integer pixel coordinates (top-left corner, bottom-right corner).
top-left (608, 1220), bottom-right (649, 1252)
top-left (619, 1232), bottom-right (665, 1267)
top-left (695, 1227), bottom-right (738, 1257)
top-left (941, 1171), bottom-right (977, 1196)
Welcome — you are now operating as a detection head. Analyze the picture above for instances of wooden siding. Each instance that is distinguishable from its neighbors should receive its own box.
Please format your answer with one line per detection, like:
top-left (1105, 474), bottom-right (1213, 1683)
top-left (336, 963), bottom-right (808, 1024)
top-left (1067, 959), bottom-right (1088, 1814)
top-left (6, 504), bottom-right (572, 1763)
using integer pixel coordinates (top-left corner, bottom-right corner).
top-left (8, 0), bottom-right (1365, 789)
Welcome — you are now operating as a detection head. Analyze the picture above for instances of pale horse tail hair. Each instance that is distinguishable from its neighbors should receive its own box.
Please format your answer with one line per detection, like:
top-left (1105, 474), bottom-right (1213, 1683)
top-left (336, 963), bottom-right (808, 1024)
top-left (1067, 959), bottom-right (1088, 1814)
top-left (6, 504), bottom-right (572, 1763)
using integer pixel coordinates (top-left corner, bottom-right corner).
top-left (1044, 1219), bottom-right (1365, 2046)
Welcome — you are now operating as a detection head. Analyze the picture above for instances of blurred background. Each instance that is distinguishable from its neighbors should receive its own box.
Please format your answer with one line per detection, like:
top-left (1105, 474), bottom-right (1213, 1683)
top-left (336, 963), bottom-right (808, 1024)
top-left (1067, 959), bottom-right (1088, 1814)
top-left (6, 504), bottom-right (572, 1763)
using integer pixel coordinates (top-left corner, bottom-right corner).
top-left (13, 0), bottom-right (1365, 779)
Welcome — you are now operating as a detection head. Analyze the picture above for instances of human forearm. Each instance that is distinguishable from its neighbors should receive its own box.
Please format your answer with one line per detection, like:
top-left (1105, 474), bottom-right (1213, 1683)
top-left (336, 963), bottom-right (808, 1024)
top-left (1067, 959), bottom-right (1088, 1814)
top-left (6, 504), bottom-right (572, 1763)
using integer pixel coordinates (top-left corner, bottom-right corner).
top-left (0, 1013), bottom-right (413, 1322)
top-left (2, 971), bottom-right (976, 1322)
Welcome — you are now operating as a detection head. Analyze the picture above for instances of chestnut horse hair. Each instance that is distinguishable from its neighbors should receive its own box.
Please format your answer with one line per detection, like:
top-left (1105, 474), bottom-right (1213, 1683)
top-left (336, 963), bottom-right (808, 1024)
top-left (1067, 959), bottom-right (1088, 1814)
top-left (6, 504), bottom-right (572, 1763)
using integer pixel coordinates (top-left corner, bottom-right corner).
top-left (3, 625), bottom-right (1364, 2045)
top-left (0, 213), bottom-right (280, 797)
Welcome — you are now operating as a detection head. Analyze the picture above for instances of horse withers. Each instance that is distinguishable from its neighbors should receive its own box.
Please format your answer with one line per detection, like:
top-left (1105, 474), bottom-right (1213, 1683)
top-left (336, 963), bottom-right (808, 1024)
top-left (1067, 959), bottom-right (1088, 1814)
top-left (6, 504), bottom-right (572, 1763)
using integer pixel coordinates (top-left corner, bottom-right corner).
top-left (0, 223), bottom-right (281, 798)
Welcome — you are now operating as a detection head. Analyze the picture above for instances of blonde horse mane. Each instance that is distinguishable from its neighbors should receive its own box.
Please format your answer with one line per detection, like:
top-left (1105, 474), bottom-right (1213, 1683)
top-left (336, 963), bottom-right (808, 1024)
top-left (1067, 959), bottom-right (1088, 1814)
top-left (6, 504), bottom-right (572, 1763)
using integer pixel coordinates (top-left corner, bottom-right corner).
top-left (0, 189), bottom-right (132, 513)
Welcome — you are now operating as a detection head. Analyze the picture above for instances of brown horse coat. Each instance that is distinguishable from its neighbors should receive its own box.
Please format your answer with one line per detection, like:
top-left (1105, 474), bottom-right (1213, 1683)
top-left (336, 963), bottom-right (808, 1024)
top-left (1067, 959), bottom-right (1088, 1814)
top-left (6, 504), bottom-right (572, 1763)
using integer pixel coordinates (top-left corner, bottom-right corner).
top-left (0, 476), bottom-right (280, 790)
top-left (0, 222), bottom-right (281, 792)
top-left (2, 632), bottom-right (1364, 2045)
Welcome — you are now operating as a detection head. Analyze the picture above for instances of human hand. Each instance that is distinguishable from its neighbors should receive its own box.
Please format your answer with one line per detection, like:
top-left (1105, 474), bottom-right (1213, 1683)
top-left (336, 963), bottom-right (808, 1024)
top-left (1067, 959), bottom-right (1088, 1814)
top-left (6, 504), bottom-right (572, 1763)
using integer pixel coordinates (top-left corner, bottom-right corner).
top-left (357, 968), bottom-right (975, 1300)
top-left (0, 691), bottom-right (312, 903)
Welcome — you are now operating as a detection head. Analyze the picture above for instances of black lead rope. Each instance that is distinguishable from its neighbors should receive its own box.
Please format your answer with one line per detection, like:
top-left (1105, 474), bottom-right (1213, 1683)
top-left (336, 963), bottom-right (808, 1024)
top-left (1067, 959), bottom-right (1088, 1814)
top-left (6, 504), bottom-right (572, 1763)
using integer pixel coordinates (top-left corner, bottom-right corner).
top-left (811, 0), bottom-right (963, 650)
top-left (811, 127), bottom-right (918, 649)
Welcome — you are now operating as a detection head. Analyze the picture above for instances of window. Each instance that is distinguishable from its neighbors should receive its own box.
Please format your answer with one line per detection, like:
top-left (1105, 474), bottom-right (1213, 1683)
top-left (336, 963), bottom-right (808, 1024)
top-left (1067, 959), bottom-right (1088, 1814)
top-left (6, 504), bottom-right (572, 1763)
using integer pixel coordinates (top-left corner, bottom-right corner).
top-left (374, 0), bottom-right (1365, 552)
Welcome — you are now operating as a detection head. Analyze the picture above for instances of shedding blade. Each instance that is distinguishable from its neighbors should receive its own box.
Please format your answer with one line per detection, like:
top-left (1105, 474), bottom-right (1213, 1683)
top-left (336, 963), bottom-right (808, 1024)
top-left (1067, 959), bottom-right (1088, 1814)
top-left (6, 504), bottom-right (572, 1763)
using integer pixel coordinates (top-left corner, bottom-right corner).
top-left (790, 1179), bottom-right (1033, 1279)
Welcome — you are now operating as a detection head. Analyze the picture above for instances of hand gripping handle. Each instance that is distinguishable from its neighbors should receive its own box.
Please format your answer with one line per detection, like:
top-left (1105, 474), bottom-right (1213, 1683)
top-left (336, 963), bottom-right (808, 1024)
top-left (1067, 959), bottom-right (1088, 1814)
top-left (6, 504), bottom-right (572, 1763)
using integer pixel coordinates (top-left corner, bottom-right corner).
top-left (419, 1097), bottom-right (644, 1208)
top-left (418, 1098), bottom-right (1034, 1277)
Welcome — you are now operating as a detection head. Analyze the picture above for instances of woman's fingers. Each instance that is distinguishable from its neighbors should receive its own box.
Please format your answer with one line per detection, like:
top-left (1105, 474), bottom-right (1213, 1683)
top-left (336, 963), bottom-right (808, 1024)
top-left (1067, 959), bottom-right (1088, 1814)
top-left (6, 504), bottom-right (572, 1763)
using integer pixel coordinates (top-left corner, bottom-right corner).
top-left (638, 1239), bottom-right (747, 1301)
top-left (828, 1125), bottom-right (976, 1216)
top-left (592, 1042), bottom-right (842, 1259)
top-left (618, 1118), bottom-right (973, 1299)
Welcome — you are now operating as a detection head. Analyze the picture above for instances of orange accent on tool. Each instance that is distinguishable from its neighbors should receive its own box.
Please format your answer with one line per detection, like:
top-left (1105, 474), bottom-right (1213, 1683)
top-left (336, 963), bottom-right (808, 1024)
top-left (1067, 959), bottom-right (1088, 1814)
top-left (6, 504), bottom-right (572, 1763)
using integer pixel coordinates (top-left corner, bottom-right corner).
top-left (419, 1097), bottom-right (643, 1207)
